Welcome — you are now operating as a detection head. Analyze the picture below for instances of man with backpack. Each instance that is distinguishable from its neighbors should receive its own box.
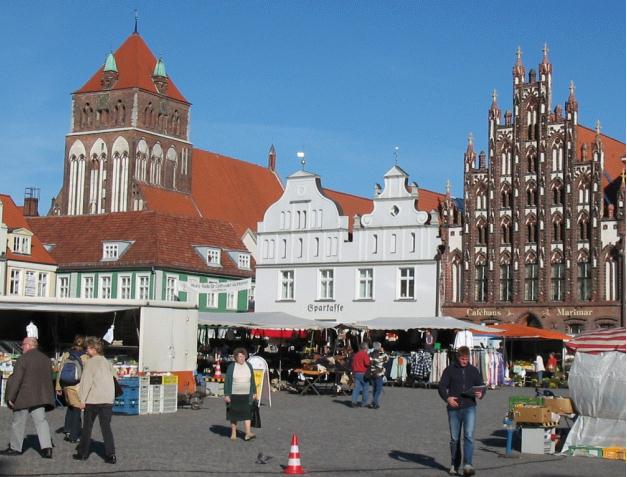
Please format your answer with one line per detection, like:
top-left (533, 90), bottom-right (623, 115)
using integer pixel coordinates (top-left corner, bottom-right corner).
top-left (55, 335), bottom-right (88, 443)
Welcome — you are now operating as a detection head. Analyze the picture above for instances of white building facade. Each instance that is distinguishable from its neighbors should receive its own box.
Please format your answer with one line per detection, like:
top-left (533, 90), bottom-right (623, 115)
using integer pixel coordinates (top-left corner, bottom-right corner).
top-left (255, 166), bottom-right (442, 323)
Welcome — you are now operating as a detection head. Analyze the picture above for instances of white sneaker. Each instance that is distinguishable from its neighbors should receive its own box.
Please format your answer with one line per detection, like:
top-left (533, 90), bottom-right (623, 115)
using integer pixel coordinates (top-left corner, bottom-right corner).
top-left (462, 464), bottom-right (475, 476)
top-left (448, 465), bottom-right (458, 475)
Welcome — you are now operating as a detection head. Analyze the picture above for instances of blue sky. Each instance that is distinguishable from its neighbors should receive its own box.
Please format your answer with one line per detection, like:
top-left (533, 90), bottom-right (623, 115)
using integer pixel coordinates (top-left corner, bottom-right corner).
top-left (0, 1), bottom-right (624, 211)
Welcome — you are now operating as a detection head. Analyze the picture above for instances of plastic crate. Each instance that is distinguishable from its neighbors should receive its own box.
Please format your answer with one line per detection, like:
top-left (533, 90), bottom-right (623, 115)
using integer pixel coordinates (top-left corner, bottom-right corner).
top-left (567, 446), bottom-right (604, 458)
top-left (149, 375), bottom-right (163, 385)
top-left (602, 447), bottom-right (626, 460)
top-left (113, 397), bottom-right (139, 415)
top-left (118, 377), bottom-right (140, 387)
top-left (509, 396), bottom-right (544, 411)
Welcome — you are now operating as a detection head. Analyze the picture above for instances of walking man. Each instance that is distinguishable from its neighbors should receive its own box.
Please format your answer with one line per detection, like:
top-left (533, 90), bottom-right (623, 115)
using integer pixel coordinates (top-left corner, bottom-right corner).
top-left (350, 342), bottom-right (371, 407)
top-left (438, 346), bottom-right (484, 476)
top-left (1, 337), bottom-right (55, 458)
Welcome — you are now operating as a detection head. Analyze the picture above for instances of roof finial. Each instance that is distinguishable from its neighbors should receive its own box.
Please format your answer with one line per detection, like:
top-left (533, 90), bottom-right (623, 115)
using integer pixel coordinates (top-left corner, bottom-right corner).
top-left (543, 43), bottom-right (549, 58)
top-left (134, 9), bottom-right (139, 34)
top-left (595, 119), bottom-right (601, 135)
top-left (393, 146), bottom-right (399, 165)
top-left (492, 89), bottom-right (497, 103)
top-left (569, 80), bottom-right (575, 96)
top-left (516, 46), bottom-right (522, 63)
top-left (468, 132), bottom-right (474, 145)
top-left (445, 179), bottom-right (452, 195)
top-left (297, 151), bottom-right (306, 171)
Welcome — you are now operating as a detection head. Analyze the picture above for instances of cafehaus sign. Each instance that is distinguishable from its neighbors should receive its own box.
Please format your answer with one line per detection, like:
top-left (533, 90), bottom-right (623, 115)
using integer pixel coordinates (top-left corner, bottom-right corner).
top-left (467, 308), bottom-right (503, 317)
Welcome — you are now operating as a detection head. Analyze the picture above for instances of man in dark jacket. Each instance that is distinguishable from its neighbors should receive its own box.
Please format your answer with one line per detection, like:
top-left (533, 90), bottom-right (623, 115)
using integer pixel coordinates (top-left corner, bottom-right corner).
top-left (1, 337), bottom-right (54, 458)
top-left (438, 346), bottom-right (484, 476)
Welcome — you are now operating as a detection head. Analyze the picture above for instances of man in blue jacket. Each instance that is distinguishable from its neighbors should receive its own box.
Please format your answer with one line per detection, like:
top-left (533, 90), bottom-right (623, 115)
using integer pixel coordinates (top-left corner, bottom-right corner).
top-left (438, 346), bottom-right (484, 476)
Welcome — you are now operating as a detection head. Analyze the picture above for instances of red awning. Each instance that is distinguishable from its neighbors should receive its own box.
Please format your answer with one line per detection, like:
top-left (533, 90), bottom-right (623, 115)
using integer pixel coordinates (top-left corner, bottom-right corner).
top-left (251, 329), bottom-right (308, 339)
top-left (485, 323), bottom-right (570, 341)
top-left (566, 327), bottom-right (626, 354)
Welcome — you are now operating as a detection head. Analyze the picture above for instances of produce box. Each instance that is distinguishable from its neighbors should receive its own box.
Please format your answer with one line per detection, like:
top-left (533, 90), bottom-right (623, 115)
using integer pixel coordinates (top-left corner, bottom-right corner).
top-left (509, 396), bottom-right (544, 411)
top-left (513, 406), bottom-right (558, 425)
top-left (162, 375), bottom-right (179, 385)
top-left (543, 397), bottom-right (574, 414)
top-left (602, 447), bottom-right (626, 460)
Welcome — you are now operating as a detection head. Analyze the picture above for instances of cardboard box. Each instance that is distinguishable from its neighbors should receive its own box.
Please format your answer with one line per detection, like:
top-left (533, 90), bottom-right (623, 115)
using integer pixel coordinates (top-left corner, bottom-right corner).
top-left (521, 427), bottom-right (557, 454)
top-left (514, 406), bottom-right (557, 424)
top-left (543, 397), bottom-right (574, 414)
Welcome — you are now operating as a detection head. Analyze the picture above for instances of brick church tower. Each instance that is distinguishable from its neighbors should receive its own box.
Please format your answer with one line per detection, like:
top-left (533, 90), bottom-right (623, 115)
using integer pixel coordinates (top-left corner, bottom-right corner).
top-left (53, 30), bottom-right (192, 215)
top-left (442, 46), bottom-right (625, 332)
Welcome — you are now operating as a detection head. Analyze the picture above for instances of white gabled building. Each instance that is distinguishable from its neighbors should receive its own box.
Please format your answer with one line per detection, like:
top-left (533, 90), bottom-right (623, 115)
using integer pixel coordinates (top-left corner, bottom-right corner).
top-left (255, 165), bottom-right (444, 323)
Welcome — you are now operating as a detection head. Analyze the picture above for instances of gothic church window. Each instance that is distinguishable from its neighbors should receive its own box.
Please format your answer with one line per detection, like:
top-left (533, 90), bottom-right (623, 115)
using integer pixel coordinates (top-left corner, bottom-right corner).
top-left (578, 261), bottom-right (592, 301)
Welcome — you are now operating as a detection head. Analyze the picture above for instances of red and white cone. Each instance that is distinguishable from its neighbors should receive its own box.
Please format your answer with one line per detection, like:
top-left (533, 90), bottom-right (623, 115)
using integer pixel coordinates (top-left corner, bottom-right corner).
top-left (284, 434), bottom-right (305, 474)
top-left (214, 358), bottom-right (222, 378)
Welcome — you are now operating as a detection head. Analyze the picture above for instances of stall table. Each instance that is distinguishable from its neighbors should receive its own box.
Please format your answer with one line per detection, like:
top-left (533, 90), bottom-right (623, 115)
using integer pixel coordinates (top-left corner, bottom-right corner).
top-left (293, 368), bottom-right (331, 396)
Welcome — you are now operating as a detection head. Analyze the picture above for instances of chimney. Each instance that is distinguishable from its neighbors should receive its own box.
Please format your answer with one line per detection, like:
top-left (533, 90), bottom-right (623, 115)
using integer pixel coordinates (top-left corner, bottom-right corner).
top-left (23, 187), bottom-right (40, 217)
top-left (267, 144), bottom-right (277, 172)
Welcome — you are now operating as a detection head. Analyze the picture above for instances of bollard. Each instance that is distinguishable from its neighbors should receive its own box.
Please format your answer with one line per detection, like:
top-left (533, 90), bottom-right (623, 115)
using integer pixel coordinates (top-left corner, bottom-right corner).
top-left (503, 417), bottom-right (515, 457)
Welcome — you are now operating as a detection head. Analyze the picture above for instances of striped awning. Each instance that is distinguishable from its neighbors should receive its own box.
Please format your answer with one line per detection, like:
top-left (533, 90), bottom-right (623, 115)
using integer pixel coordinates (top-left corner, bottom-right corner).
top-left (566, 327), bottom-right (626, 354)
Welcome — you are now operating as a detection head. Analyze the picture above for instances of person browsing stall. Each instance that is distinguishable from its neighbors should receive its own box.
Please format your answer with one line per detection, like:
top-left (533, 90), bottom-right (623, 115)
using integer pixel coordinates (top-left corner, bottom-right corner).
top-left (55, 335), bottom-right (88, 443)
top-left (224, 348), bottom-right (258, 441)
top-left (74, 337), bottom-right (117, 464)
top-left (350, 342), bottom-right (371, 408)
top-left (438, 346), bottom-right (484, 477)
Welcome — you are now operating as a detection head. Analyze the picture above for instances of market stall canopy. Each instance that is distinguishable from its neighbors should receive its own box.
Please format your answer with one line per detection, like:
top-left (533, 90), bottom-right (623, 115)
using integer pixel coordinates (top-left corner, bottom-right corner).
top-left (485, 323), bottom-right (570, 341)
top-left (352, 316), bottom-right (496, 332)
top-left (197, 312), bottom-right (323, 330)
top-left (566, 327), bottom-right (626, 354)
top-left (0, 301), bottom-right (137, 314)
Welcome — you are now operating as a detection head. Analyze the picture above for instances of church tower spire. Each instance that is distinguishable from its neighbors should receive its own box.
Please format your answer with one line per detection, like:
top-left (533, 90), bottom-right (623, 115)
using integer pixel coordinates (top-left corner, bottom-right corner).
top-left (566, 80), bottom-right (578, 124)
top-left (512, 46), bottom-right (525, 85)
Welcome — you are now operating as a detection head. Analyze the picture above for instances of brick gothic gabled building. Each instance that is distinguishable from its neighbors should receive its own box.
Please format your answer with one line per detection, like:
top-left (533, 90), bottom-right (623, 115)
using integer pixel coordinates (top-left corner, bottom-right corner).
top-left (441, 47), bottom-right (625, 334)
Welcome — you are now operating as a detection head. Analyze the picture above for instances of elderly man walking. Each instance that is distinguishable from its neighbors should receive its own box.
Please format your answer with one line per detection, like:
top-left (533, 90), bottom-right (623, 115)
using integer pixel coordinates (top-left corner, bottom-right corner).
top-left (1, 337), bottom-right (55, 458)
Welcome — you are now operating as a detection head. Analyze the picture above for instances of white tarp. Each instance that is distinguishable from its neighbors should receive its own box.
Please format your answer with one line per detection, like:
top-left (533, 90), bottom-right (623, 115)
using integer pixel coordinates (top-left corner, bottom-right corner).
top-left (352, 316), bottom-right (497, 332)
top-left (562, 351), bottom-right (626, 451)
top-left (0, 302), bottom-right (137, 314)
top-left (197, 311), bottom-right (322, 330)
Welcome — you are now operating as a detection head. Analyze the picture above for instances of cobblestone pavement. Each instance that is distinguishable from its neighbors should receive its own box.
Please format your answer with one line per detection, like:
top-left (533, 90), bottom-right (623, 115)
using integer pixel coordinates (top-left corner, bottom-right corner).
top-left (0, 385), bottom-right (623, 476)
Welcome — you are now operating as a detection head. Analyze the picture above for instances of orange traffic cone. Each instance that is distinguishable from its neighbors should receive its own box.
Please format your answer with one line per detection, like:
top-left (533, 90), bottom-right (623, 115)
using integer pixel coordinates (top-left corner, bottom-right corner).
top-left (214, 358), bottom-right (222, 378)
top-left (284, 434), bottom-right (305, 474)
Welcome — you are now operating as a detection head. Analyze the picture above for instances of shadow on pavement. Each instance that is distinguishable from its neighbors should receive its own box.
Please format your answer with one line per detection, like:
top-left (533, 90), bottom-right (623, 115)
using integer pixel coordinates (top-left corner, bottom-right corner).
top-left (209, 424), bottom-right (232, 437)
top-left (331, 399), bottom-right (355, 408)
top-left (388, 450), bottom-right (448, 470)
top-left (480, 429), bottom-right (508, 448)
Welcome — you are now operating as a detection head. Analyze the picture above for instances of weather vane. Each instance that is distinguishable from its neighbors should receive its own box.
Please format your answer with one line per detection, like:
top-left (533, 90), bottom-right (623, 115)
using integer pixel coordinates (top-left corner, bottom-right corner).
top-left (134, 9), bottom-right (139, 34)
top-left (297, 151), bottom-right (306, 171)
top-left (394, 146), bottom-right (399, 165)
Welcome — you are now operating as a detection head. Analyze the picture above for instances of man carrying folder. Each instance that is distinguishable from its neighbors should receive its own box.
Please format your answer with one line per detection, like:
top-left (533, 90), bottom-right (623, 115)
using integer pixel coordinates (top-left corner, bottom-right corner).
top-left (438, 346), bottom-right (485, 476)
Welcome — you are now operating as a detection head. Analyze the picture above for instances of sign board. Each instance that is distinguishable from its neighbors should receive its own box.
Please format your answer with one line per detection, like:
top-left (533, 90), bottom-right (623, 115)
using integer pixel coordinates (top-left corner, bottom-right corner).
top-left (247, 355), bottom-right (271, 407)
top-left (178, 278), bottom-right (251, 294)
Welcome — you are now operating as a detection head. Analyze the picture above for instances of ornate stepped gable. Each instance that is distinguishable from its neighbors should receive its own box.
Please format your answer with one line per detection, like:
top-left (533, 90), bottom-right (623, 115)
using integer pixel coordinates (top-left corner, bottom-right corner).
top-left (441, 46), bottom-right (625, 332)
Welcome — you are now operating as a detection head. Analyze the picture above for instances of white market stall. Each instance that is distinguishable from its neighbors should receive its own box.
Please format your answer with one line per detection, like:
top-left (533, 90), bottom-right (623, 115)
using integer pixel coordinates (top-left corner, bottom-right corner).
top-left (352, 315), bottom-right (497, 332)
top-left (562, 327), bottom-right (626, 454)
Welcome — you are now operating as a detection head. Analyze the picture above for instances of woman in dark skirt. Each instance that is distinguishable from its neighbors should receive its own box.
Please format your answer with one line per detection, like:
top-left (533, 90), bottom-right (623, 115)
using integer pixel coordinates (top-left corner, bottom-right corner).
top-left (224, 348), bottom-right (257, 441)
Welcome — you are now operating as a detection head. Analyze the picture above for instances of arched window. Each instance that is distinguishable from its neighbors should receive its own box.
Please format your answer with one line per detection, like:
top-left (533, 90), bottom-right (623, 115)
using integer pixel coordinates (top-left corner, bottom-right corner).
top-left (527, 154), bottom-right (536, 173)
top-left (501, 187), bottom-right (512, 208)
top-left (526, 216), bottom-right (537, 243)
top-left (578, 260), bottom-right (592, 301)
top-left (552, 182), bottom-right (564, 205)
top-left (499, 256), bottom-right (513, 301)
top-left (551, 145), bottom-right (563, 171)
top-left (111, 137), bottom-right (130, 212)
top-left (89, 139), bottom-right (107, 214)
top-left (552, 215), bottom-right (564, 242)
top-left (67, 140), bottom-right (87, 215)
top-left (501, 151), bottom-right (512, 175)
top-left (578, 215), bottom-right (589, 240)
top-left (605, 256), bottom-right (620, 301)
top-left (501, 220), bottom-right (512, 244)
top-left (477, 221), bottom-right (487, 245)
top-left (476, 190), bottom-right (486, 210)
top-left (451, 256), bottom-right (462, 303)
top-left (524, 260), bottom-right (539, 301)
top-left (474, 257), bottom-right (488, 302)
top-left (526, 184), bottom-right (537, 206)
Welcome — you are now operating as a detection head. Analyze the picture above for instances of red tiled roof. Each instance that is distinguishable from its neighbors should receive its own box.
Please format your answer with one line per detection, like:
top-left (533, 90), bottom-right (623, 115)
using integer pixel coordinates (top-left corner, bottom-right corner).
top-left (0, 194), bottom-right (56, 265)
top-left (417, 188), bottom-right (446, 212)
top-left (321, 188), bottom-right (372, 230)
top-left (139, 185), bottom-right (200, 217)
top-left (190, 149), bottom-right (284, 237)
top-left (76, 33), bottom-right (188, 104)
top-left (577, 125), bottom-right (626, 188)
top-left (27, 211), bottom-right (253, 277)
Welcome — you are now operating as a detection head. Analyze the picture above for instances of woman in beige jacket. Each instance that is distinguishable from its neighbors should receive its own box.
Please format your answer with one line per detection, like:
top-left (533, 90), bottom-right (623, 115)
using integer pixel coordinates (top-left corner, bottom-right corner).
top-left (55, 335), bottom-right (88, 443)
top-left (73, 337), bottom-right (116, 464)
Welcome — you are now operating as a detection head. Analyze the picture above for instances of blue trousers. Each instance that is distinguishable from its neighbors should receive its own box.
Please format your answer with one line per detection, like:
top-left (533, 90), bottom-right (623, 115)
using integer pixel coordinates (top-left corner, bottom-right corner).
top-left (351, 373), bottom-right (369, 406)
top-left (371, 377), bottom-right (384, 406)
top-left (447, 405), bottom-right (476, 467)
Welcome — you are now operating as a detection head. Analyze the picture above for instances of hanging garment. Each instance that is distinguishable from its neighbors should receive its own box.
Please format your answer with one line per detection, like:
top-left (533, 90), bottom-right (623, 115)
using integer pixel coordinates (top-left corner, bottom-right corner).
top-left (453, 330), bottom-right (473, 349)
top-left (410, 350), bottom-right (432, 380)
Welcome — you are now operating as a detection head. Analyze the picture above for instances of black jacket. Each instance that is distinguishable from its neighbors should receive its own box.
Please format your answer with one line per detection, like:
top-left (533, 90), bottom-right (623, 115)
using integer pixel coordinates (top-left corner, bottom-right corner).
top-left (438, 361), bottom-right (483, 410)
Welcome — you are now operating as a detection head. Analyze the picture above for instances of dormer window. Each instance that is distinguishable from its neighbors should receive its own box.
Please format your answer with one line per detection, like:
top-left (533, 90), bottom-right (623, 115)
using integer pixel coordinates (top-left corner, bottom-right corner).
top-left (207, 248), bottom-right (221, 266)
top-left (103, 243), bottom-right (119, 260)
top-left (11, 234), bottom-right (31, 255)
top-left (238, 253), bottom-right (251, 269)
